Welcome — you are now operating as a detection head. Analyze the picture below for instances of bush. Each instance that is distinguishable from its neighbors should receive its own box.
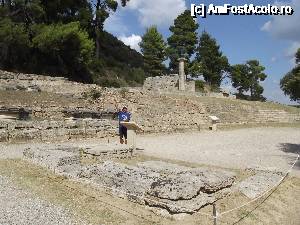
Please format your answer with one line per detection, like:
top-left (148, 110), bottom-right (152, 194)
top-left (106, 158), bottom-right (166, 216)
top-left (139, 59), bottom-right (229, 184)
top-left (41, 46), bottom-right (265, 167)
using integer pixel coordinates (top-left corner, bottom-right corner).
top-left (31, 22), bottom-right (94, 82)
top-left (83, 89), bottom-right (102, 100)
top-left (0, 19), bottom-right (31, 70)
top-left (195, 80), bottom-right (205, 92)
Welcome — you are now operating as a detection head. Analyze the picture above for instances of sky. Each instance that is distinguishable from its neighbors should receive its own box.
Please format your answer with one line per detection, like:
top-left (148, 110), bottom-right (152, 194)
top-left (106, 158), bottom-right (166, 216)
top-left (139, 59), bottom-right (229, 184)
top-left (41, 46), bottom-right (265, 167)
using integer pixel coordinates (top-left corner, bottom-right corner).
top-left (103, 0), bottom-right (300, 105)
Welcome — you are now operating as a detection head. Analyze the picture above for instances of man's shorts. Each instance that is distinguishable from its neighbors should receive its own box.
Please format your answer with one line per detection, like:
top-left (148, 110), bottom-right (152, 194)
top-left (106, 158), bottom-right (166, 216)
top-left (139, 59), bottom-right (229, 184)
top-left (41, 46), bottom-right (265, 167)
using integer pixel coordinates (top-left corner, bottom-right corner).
top-left (119, 125), bottom-right (127, 139)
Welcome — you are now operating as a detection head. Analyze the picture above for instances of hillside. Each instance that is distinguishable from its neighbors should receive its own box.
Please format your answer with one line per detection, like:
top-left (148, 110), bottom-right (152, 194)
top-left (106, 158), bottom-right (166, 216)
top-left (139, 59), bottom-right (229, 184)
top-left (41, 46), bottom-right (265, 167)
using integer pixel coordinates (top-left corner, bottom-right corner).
top-left (0, 2), bottom-right (144, 87)
top-left (93, 31), bottom-right (145, 87)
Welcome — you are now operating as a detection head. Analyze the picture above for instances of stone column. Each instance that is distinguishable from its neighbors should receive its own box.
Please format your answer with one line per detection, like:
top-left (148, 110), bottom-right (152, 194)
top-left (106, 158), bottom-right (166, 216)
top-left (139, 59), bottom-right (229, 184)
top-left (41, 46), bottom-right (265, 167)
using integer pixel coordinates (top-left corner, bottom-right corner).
top-left (178, 57), bottom-right (186, 91)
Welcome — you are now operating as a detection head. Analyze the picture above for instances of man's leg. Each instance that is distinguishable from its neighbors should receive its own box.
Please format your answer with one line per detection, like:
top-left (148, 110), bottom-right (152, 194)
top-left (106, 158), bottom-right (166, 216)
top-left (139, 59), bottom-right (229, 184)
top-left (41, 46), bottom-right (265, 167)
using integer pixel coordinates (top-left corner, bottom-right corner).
top-left (119, 127), bottom-right (124, 144)
top-left (123, 127), bottom-right (128, 145)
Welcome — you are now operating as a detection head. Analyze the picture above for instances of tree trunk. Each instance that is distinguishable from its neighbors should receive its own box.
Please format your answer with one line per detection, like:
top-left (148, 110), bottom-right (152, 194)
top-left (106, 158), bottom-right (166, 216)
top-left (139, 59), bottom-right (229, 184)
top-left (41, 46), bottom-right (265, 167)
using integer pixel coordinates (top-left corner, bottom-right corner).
top-left (95, 0), bottom-right (101, 59)
top-left (96, 31), bottom-right (100, 59)
top-left (250, 86), bottom-right (253, 100)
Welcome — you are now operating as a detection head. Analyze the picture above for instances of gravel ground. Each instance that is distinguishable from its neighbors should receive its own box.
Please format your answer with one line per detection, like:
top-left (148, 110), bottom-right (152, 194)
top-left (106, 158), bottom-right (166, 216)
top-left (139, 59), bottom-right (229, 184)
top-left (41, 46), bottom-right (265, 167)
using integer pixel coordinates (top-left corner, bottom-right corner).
top-left (137, 127), bottom-right (300, 177)
top-left (0, 175), bottom-right (86, 225)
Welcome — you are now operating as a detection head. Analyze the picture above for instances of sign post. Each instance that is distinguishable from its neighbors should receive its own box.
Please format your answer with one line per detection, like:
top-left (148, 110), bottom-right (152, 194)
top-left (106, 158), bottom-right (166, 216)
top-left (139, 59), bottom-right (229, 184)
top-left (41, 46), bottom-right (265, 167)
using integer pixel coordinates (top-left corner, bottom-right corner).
top-left (120, 121), bottom-right (143, 154)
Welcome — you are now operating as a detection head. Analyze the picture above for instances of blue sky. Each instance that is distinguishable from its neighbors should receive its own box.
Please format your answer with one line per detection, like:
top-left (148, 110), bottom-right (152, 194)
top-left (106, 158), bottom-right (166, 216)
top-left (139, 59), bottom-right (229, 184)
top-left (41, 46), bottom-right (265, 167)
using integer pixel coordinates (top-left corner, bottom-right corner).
top-left (104, 0), bottom-right (300, 104)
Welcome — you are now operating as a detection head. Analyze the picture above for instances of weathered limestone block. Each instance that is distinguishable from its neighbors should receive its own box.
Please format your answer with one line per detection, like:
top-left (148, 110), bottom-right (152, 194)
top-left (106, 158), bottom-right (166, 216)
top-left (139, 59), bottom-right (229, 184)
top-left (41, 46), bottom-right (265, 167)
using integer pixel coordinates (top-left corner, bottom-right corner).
top-left (78, 161), bottom-right (160, 202)
top-left (138, 161), bottom-right (236, 193)
top-left (82, 143), bottom-right (133, 160)
top-left (23, 146), bottom-right (80, 171)
top-left (239, 171), bottom-right (283, 199)
top-left (78, 161), bottom-right (236, 213)
top-left (145, 188), bottom-right (231, 214)
top-left (148, 173), bottom-right (205, 200)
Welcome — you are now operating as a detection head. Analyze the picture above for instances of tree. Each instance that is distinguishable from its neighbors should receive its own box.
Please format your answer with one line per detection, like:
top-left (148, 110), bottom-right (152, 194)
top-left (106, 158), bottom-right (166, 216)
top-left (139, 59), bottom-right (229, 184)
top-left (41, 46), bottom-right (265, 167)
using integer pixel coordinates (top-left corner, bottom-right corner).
top-left (296, 48), bottom-right (300, 64)
top-left (280, 49), bottom-right (300, 103)
top-left (194, 31), bottom-right (230, 87)
top-left (31, 22), bottom-right (94, 81)
top-left (0, 18), bottom-right (31, 70)
top-left (0, 0), bottom-right (146, 87)
top-left (167, 10), bottom-right (198, 73)
top-left (231, 60), bottom-right (267, 101)
top-left (140, 26), bottom-right (166, 77)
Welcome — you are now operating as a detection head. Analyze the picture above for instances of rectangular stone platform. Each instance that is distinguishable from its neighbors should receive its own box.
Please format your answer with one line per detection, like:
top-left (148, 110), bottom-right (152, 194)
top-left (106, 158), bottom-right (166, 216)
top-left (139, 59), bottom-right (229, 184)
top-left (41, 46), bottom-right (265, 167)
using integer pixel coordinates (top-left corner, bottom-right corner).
top-left (81, 143), bottom-right (133, 159)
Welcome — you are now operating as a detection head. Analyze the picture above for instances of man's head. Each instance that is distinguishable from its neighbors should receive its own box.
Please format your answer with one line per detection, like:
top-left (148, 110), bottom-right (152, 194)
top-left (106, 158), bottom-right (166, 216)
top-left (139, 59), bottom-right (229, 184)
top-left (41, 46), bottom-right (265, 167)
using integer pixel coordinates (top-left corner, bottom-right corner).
top-left (122, 106), bottom-right (128, 112)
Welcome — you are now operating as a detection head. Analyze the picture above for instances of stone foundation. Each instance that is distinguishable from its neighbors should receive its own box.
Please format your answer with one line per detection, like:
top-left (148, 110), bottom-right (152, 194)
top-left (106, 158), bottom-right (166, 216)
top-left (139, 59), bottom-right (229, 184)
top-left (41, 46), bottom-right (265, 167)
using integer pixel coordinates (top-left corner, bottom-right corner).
top-left (23, 144), bottom-right (236, 214)
top-left (143, 75), bottom-right (195, 93)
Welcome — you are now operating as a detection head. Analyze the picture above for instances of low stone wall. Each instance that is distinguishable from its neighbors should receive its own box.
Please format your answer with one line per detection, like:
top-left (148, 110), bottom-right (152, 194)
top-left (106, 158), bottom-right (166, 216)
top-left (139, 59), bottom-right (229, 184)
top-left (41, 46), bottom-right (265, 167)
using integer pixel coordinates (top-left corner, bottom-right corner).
top-left (143, 75), bottom-right (195, 93)
top-left (202, 99), bottom-right (300, 125)
top-left (143, 75), bottom-right (179, 92)
top-left (0, 119), bottom-right (118, 142)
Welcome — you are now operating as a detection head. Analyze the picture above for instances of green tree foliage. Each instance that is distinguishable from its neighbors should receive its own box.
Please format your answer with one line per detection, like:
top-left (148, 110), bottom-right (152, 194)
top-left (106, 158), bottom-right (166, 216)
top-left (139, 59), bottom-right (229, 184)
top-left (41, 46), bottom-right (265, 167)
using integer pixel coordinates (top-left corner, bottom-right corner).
top-left (231, 60), bottom-right (267, 101)
top-left (31, 22), bottom-right (94, 81)
top-left (0, 0), bottom-right (146, 87)
top-left (140, 26), bottom-right (166, 77)
top-left (167, 10), bottom-right (198, 73)
top-left (194, 31), bottom-right (230, 87)
top-left (0, 18), bottom-right (30, 70)
top-left (296, 48), bottom-right (300, 64)
top-left (280, 49), bottom-right (300, 103)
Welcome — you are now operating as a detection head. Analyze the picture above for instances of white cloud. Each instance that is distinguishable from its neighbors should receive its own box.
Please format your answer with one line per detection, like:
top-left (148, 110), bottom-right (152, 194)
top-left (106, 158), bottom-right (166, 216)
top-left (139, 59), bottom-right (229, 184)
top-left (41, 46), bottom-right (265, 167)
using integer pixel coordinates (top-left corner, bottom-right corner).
top-left (118, 34), bottom-right (142, 52)
top-left (221, 78), bottom-right (237, 94)
top-left (261, 0), bottom-right (300, 60)
top-left (271, 56), bottom-right (277, 62)
top-left (126, 0), bottom-right (186, 27)
top-left (285, 41), bottom-right (300, 57)
top-left (104, 11), bottom-right (128, 36)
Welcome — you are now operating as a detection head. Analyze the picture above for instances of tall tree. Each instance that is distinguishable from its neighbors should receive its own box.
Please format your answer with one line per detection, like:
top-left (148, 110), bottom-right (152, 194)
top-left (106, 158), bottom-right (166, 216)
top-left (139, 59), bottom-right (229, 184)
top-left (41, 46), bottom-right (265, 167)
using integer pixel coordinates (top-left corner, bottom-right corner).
top-left (231, 60), bottom-right (267, 101)
top-left (280, 49), bottom-right (300, 103)
top-left (140, 26), bottom-right (166, 77)
top-left (167, 10), bottom-right (198, 73)
top-left (194, 31), bottom-right (230, 87)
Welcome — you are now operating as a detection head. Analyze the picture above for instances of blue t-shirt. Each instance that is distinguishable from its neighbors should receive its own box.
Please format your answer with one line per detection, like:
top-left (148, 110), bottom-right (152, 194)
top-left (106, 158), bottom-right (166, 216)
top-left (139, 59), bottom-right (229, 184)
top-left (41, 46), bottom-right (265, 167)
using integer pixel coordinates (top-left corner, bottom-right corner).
top-left (118, 111), bottom-right (131, 124)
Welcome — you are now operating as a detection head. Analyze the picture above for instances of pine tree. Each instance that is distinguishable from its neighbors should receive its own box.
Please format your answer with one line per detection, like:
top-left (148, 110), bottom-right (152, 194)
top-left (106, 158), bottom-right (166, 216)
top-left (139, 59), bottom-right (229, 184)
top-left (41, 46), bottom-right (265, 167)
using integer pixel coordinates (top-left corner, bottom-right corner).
top-left (167, 10), bottom-right (199, 73)
top-left (140, 26), bottom-right (166, 77)
top-left (195, 31), bottom-right (229, 87)
top-left (231, 60), bottom-right (267, 101)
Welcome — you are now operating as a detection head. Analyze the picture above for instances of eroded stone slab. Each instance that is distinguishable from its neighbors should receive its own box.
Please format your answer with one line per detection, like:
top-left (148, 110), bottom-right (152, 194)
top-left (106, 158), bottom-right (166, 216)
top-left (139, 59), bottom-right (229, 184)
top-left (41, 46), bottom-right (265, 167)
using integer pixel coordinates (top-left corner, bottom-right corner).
top-left (23, 146), bottom-right (81, 177)
top-left (138, 161), bottom-right (236, 193)
top-left (22, 147), bottom-right (236, 214)
top-left (239, 171), bottom-right (283, 199)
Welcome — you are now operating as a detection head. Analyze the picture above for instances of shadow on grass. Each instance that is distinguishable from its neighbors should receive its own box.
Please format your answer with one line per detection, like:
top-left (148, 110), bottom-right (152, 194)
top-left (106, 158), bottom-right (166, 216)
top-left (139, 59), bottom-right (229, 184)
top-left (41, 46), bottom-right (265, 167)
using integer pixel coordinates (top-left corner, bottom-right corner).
top-left (279, 143), bottom-right (300, 170)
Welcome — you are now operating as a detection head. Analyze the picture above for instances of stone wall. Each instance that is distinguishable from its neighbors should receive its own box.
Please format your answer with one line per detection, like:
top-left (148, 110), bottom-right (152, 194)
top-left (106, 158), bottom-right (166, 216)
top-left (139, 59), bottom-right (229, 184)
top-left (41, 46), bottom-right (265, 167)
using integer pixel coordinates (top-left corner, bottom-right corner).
top-left (0, 119), bottom-right (118, 142)
top-left (143, 75), bottom-right (179, 92)
top-left (143, 75), bottom-right (195, 93)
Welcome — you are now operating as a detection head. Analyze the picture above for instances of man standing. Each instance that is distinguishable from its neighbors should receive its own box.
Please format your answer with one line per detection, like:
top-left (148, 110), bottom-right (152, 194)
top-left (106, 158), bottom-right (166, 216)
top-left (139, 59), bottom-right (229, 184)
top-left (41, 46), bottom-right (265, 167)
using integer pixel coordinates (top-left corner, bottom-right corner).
top-left (116, 106), bottom-right (131, 144)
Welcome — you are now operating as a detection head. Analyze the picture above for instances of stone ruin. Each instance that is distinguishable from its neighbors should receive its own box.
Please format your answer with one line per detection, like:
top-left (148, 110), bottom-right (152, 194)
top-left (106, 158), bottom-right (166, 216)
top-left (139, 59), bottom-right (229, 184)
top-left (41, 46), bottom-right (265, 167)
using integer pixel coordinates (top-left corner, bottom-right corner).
top-left (23, 144), bottom-right (236, 215)
top-left (143, 75), bottom-right (196, 93)
top-left (143, 57), bottom-right (195, 93)
top-left (22, 143), bottom-right (286, 217)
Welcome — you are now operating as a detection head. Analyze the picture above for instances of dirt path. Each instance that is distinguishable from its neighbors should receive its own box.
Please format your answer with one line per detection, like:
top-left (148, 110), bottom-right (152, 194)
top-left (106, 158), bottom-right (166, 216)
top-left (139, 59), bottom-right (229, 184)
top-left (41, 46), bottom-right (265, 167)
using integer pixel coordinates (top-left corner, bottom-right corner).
top-left (137, 127), bottom-right (300, 177)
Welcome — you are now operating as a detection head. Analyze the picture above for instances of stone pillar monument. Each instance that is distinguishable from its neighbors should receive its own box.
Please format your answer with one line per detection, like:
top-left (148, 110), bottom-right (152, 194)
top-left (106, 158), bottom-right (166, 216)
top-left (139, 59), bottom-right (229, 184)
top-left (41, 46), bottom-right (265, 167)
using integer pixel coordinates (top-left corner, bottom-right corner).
top-left (178, 57), bottom-right (186, 91)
